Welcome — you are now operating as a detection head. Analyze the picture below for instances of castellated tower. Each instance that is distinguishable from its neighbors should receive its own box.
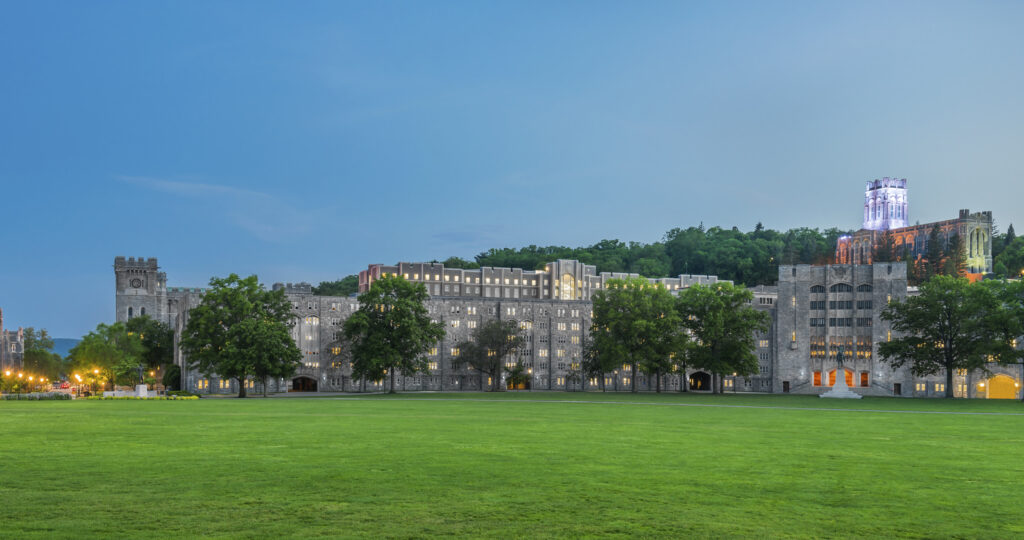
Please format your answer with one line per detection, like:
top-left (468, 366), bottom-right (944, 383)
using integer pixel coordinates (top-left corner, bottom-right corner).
top-left (114, 256), bottom-right (169, 324)
top-left (863, 177), bottom-right (908, 231)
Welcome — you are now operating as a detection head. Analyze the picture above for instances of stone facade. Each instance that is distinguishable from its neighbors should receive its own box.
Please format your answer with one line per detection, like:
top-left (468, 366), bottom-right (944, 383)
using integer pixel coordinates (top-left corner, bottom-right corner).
top-left (0, 308), bottom-right (25, 372)
top-left (775, 262), bottom-right (1022, 398)
top-left (837, 209), bottom-right (994, 275)
top-left (114, 256), bottom-right (1022, 399)
top-left (835, 177), bottom-right (993, 275)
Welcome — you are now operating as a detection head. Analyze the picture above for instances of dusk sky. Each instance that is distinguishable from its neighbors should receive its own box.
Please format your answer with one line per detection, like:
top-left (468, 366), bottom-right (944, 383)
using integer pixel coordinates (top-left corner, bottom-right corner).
top-left (2, 1), bottom-right (1022, 337)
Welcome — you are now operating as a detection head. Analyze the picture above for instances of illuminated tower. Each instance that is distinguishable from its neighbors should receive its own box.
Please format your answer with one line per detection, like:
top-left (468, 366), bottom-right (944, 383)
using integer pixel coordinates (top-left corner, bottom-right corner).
top-left (863, 177), bottom-right (908, 231)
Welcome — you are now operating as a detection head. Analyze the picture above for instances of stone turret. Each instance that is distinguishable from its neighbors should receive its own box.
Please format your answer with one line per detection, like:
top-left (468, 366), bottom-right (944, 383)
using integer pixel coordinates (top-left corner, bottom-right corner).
top-left (114, 256), bottom-right (170, 324)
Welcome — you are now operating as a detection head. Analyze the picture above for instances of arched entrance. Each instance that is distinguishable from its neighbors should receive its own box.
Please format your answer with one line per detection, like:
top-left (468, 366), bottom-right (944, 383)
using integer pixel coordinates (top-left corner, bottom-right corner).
top-left (828, 369), bottom-right (854, 387)
top-left (689, 371), bottom-right (711, 391)
top-left (985, 375), bottom-right (1018, 399)
top-left (291, 376), bottom-right (317, 392)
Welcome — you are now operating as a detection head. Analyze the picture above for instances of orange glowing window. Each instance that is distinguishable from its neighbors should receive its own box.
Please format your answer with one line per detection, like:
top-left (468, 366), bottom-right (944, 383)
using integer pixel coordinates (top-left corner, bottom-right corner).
top-left (813, 371), bottom-right (822, 386)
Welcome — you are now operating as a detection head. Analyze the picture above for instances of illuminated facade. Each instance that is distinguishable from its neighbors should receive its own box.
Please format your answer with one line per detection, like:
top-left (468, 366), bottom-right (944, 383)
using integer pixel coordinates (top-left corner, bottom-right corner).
top-left (863, 177), bottom-right (909, 231)
top-left (836, 178), bottom-right (993, 275)
top-left (0, 308), bottom-right (25, 372)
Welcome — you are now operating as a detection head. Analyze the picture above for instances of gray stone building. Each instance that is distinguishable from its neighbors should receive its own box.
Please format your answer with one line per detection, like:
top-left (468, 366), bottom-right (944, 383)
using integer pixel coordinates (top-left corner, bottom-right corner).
top-left (775, 262), bottom-right (1022, 398)
top-left (1, 307), bottom-right (25, 372)
top-left (115, 256), bottom-right (1022, 399)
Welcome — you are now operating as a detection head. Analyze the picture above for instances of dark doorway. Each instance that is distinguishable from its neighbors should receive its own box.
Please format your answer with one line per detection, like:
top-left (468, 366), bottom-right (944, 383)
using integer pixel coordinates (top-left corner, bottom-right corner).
top-left (291, 377), bottom-right (317, 392)
top-left (783, 381), bottom-right (790, 393)
top-left (689, 371), bottom-right (711, 391)
top-left (893, 383), bottom-right (901, 396)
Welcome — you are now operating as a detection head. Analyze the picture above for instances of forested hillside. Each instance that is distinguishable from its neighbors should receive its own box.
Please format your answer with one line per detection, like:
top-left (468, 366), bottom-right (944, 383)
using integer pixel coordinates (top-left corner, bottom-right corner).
top-left (315, 222), bottom-right (1019, 294)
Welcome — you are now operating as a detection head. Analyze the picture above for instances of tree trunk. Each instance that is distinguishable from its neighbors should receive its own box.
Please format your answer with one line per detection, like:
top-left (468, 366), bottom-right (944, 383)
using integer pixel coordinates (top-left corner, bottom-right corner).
top-left (389, 369), bottom-right (396, 394)
top-left (238, 377), bottom-right (246, 398)
top-left (263, 376), bottom-right (268, 398)
top-left (945, 367), bottom-right (954, 398)
top-left (656, 371), bottom-right (661, 393)
top-left (681, 364), bottom-right (687, 392)
top-left (631, 363), bottom-right (637, 393)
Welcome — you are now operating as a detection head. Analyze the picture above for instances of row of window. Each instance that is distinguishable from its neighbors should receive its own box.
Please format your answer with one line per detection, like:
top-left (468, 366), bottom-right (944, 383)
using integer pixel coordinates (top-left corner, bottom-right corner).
top-left (809, 284), bottom-right (873, 293)
top-left (809, 318), bottom-right (872, 327)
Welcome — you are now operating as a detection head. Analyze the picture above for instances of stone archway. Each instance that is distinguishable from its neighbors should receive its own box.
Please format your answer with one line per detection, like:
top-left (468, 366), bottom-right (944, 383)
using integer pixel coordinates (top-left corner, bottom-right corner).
top-left (827, 368), bottom-right (854, 387)
top-left (689, 371), bottom-right (711, 391)
top-left (291, 376), bottom-right (318, 392)
top-left (986, 374), bottom-right (1017, 399)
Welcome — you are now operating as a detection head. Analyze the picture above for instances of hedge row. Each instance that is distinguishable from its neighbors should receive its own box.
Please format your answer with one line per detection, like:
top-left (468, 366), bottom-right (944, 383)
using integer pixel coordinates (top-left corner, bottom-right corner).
top-left (85, 395), bottom-right (200, 400)
top-left (1, 392), bottom-right (73, 401)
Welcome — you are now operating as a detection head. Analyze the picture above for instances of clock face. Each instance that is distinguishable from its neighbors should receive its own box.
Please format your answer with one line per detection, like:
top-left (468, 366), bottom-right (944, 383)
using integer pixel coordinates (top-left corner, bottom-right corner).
top-left (130, 278), bottom-right (143, 288)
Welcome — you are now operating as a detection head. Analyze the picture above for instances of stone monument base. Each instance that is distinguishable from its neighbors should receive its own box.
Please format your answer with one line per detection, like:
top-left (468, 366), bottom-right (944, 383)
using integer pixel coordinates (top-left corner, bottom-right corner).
top-left (820, 380), bottom-right (862, 399)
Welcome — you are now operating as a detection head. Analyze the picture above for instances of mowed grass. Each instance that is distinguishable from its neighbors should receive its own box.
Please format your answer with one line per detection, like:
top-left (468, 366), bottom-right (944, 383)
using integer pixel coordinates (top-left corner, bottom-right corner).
top-left (2, 393), bottom-right (1024, 538)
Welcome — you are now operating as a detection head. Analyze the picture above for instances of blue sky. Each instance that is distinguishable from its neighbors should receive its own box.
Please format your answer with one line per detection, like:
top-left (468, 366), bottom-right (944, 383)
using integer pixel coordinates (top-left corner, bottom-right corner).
top-left (2, 1), bottom-right (1022, 337)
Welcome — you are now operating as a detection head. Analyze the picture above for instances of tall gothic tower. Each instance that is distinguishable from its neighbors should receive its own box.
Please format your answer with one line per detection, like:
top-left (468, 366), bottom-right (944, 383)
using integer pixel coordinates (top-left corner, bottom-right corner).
top-left (114, 256), bottom-right (169, 324)
top-left (863, 177), bottom-right (908, 231)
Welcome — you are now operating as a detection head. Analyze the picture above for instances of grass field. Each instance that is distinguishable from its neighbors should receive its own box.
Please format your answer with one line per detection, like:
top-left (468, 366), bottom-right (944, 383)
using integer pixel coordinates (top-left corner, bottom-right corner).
top-left (2, 392), bottom-right (1024, 538)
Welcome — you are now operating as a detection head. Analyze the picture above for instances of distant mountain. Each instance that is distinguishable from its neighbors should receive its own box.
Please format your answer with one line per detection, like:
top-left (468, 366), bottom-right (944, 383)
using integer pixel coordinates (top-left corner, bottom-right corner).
top-left (52, 338), bottom-right (80, 358)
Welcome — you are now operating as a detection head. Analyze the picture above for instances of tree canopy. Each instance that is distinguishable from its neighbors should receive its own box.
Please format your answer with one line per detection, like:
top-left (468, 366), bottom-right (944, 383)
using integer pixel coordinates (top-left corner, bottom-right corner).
top-left (454, 319), bottom-right (525, 392)
top-left (677, 283), bottom-right (770, 393)
top-left (312, 275), bottom-right (360, 297)
top-left (879, 276), bottom-right (1003, 398)
top-left (180, 274), bottom-right (301, 398)
top-left (125, 315), bottom-right (174, 369)
top-left (68, 322), bottom-right (145, 391)
top-left (342, 276), bottom-right (445, 393)
top-left (591, 277), bottom-right (688, 393)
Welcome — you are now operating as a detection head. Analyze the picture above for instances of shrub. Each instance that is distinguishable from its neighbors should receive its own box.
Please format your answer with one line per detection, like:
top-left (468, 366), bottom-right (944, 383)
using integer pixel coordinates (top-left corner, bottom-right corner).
top-left (167, 390), bottom-right (200, 397)
top-left (1, 392), bottom-right (72, 401)
top-left (84, 395), bottom-right (198, 400)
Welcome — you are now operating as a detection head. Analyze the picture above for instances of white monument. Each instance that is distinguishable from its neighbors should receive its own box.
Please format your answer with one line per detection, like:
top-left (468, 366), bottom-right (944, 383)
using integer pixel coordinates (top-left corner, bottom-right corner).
top-left (820, 347), bottom-right (862, 399)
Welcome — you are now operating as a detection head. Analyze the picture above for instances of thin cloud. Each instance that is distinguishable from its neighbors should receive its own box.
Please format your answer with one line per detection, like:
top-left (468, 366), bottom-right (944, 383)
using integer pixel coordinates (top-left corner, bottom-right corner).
top-left (119, 176), bottom-right (316, 242)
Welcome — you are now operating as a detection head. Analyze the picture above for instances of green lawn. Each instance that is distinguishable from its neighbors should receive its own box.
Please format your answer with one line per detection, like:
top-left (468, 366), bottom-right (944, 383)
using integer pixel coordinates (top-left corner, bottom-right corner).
top-left (2, 392), bottom-right (1023, 538)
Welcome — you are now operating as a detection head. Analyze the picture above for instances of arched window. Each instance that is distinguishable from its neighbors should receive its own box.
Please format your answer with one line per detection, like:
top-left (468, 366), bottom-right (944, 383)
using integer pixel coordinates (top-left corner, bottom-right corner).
top-left (856, 284), bottom-right (873, 292)
top-left (127, 307), bottom-right (133, 318)
top-left (810, 285), bottom-right (826, 293)
top-left (829, 283), bottom-right (853, 293)
top-left (140, 307), bottom-right (146, 316)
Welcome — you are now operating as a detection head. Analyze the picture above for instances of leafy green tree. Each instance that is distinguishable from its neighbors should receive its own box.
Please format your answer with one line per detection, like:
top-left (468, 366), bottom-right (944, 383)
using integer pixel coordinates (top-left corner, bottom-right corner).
top-left (873, 230), bottom-right (896, 263)
top-left (677, 283), bottom-right (770, 394)
top-left (580, 333), bottom-right (613, 392)
top-left (943, 233), bottom-right (966, 277)
top-left (454, 319), bottom-right (525, 392)
top-left (69, 322), bottom-right (145, 391)
top-left (440, 256), bottom-right (480, 269)
top-left (230, 317), bottom-right (302, 397)
top-left (994, 237), bottom-right (1024, 279)
top-left (22, 327), bottom-right (55, 352)
top-left (924, 225), bottom-right (945, 279)
top-left (879, 276), bottom-right (1002, 398)
top-left (591, 278), bottom-right (687, 393)
top-left (982, 280), bottom-right (1024, 393)
top-left (162, 364), bottom-right (182, 391)
top-left (125, 315), bottom-right (173, 369)
top-left (22, 349), bottom-right (63, 380)
top-left (343, 276), bottom-right (445, 393)
top-left (180, 274), bottom-right (299, 398)
top-left (312, 275), bottom-right (360, 297)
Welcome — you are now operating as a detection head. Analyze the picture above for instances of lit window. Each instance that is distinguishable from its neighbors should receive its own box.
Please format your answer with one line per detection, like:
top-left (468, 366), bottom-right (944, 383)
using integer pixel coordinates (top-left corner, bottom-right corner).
top-left (450, 348), bottom-right (460, 357)
top-left (413, 273), bottom-right (419, 280)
